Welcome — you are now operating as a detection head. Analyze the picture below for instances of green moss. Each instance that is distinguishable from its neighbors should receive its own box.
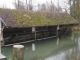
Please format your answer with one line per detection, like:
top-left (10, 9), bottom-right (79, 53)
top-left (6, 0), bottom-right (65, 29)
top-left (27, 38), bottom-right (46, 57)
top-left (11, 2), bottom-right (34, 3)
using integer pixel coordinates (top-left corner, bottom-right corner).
top-left (0, 8), bottom-right (78, 27)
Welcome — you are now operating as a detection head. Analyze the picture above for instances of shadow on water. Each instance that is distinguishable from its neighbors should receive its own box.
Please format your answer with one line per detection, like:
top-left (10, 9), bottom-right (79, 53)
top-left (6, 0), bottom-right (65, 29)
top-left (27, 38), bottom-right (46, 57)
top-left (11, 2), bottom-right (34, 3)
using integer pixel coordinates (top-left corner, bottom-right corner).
top-left (1, 31), bottom-right (80, 60)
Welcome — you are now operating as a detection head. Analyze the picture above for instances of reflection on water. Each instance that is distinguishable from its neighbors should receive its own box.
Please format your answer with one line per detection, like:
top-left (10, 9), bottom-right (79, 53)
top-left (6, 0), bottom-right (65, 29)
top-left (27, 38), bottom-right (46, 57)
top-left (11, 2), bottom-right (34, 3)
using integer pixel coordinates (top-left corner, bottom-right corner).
top-left (45, 52), bottom-right (67, 60)
top-left (32, 43), bottom-right (35, 51)
top-left (1, 31), bottom-right (80, 60)
top-left (56, 38), bottom-right (59, 45)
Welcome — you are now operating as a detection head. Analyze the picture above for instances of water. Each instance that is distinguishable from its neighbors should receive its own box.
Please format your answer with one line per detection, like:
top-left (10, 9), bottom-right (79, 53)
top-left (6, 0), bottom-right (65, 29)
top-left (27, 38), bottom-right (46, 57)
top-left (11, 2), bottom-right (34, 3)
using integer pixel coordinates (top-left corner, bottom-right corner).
top-left (1, 31), bottom-right (80, 60)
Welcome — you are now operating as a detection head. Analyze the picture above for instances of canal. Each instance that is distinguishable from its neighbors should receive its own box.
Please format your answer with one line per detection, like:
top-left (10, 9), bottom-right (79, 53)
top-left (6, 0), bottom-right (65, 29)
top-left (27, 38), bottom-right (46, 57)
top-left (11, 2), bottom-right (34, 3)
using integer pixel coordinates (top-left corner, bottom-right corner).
top-left (1, 31), bottom-right (80, 60)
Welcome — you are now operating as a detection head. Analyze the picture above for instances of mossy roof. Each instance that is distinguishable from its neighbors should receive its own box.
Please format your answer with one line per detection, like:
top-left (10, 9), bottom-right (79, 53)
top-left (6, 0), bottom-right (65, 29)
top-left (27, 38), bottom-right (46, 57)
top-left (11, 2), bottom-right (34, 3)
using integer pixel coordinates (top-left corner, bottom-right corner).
top-left (0, 8), bottom-right (78, 27)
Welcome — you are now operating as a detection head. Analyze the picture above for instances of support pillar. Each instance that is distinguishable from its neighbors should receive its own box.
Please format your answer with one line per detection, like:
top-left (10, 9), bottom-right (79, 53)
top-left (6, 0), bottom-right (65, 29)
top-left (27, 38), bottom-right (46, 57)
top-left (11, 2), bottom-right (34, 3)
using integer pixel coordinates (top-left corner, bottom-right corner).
top-left (0, 19), bottom-right (7, 60)
top-left (34, 27), bottom-right (37, 41)
top-left (13, 45), bottom-right (24, 60)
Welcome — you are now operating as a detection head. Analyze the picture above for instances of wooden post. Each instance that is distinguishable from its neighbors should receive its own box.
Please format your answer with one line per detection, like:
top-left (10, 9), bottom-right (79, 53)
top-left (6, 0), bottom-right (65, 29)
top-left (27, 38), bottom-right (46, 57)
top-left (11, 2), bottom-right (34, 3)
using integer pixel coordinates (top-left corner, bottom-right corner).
top-left (0, 20), bottom-right (7, 60)
top-left (35, 28), bottom-right (36, 41)
top-left (0, 20), bottom-right (4, 46)
top-left (13, 45), bottom-right (24, 60)
top-left (56, 25), bottom-right (59, 37)
top-left (0, 41), bottom-right (1, 55)
top-left (56, 26), bottom-right (58, 37)
top-left (32, 27), bottom-right (36, 41)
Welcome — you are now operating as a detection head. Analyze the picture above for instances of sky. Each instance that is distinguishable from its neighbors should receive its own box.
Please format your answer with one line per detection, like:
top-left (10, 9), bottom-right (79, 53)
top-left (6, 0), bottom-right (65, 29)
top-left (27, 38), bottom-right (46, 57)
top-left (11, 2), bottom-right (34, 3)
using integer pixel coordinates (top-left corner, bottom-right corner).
top-left (0, 0), bottom-right (69, 11)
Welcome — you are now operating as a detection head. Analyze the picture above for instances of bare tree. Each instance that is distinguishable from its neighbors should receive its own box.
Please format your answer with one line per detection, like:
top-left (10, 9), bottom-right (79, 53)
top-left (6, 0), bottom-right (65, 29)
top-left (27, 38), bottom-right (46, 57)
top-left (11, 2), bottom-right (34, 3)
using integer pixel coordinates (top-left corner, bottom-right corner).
top-left (37, 3), bottom-right (40, 11)
top-left (40, 4), bottom-right (46, 11)
top-left (13, 0), bottom-right (34, 10)
top-left (26, 0), bottom-right (28, 10)
top-left (48, 1), bottom-right (57, 12)
top-left (39, 1), bottom-right (60, 13)
top-left (28, 0), bottom-right (33, 10)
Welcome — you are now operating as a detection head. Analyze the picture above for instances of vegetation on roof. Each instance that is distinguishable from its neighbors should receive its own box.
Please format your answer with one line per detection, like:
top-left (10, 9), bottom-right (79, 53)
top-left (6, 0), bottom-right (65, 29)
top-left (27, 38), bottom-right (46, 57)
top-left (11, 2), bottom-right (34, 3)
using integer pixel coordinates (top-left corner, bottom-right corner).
top-left (0, 8), bottom-right (78, 27)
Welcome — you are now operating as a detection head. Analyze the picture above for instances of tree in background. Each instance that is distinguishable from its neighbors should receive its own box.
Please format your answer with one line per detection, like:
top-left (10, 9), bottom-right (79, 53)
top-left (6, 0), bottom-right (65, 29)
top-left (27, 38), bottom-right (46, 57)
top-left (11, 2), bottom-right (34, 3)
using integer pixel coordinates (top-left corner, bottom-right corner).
top-left (13, 0), bottom-right (65, 13)
top-left (14, 0), bottom-right (24, 9)
top-left (38, 1), bottom-right (62, 13)
top-left (69, 0), bottom-right (80, 22)
top-left (28, 0), bottom-right (33, 10)
top-left (39, 4), bottom-right (47, 11)
top-left (14, 0), bottom-right (34, 10)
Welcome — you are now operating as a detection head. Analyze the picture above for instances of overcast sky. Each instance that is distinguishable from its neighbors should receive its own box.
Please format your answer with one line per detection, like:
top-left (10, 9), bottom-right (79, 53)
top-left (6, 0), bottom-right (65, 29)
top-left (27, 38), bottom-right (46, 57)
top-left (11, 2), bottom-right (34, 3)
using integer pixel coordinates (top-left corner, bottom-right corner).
top-left (0, 0), bottom-right (68, 10)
